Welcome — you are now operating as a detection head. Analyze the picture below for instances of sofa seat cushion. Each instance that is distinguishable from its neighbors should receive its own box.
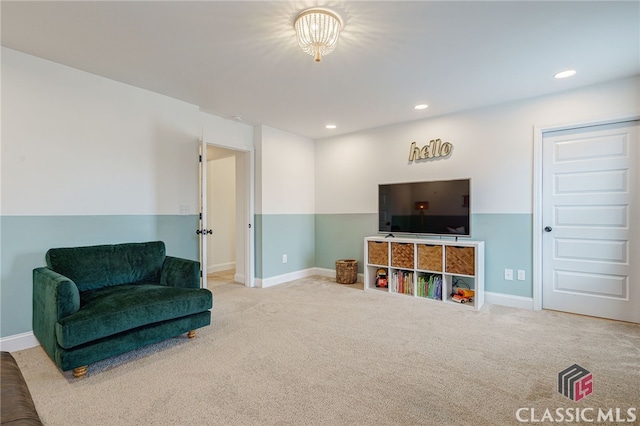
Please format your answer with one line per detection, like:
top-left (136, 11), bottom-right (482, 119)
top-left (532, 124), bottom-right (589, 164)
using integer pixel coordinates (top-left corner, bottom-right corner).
top-left (55, 284), bottom-right (213, 349)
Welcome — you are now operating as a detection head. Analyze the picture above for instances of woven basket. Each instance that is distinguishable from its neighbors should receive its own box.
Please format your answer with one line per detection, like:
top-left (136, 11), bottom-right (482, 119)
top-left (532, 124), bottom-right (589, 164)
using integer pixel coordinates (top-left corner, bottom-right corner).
top-left (417, 244), bottom-right (443, 271)
top-left (445, 246), bottom-right (475, 275)
top-left (336, 259), bottom-right (358, 284)
top-left (391, 243), bottom-right (414, 269)
top-left (368, 241), bottom-right (389, 265)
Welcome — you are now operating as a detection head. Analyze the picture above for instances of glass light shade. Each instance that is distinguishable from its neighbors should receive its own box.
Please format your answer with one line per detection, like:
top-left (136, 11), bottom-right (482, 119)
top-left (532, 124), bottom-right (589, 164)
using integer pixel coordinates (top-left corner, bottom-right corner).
top-left (294, 8), bottom-right (343, 62)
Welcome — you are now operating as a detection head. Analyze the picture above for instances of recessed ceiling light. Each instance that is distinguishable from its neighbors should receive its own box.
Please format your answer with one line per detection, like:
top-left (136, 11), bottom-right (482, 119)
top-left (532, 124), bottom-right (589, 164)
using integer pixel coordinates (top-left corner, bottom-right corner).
top-left (325, 124), bottom-right (337, 129)
top-left (414, 104), bottom-right (428, 110)
top-left (554, 69), bottom-right (576, 79)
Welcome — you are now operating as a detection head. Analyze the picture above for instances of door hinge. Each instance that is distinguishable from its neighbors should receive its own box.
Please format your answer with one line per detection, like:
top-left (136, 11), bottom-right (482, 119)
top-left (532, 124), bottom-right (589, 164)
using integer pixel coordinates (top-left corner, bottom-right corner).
top-left (199, 212), bottom-right (202, 220)
top-left (199, 154), bottom-right (202, 162)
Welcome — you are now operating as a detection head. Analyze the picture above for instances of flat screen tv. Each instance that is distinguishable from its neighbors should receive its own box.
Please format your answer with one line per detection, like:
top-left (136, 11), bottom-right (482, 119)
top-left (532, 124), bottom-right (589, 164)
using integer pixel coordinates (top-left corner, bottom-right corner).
top-left (378, 179), bottom-right (471, 237)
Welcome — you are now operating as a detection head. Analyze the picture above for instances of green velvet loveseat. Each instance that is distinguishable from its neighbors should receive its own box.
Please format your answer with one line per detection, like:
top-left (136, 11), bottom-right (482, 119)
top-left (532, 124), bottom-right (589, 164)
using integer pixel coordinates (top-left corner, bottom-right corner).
top-left (32, 241), bottom-right (212, 378)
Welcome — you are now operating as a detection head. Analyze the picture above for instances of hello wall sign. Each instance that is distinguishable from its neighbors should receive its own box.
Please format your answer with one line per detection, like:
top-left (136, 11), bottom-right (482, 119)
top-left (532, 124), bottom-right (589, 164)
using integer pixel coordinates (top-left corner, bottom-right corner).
top-left (408, 138), bottom-right (453, 162)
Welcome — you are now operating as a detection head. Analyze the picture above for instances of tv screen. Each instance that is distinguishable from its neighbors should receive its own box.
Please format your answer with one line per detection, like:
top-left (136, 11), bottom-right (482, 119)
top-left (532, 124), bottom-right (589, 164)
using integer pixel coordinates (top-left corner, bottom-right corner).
top-left (378, 179), bottom-right (470, 237)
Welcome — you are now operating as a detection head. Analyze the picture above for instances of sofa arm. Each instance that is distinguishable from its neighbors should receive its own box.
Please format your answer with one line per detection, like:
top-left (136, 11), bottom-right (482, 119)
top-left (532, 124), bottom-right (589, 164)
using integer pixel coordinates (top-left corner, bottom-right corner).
top-left (160, 256), bottom-right (200, 289)
top-left (32, 268), bottom-right (80, 358)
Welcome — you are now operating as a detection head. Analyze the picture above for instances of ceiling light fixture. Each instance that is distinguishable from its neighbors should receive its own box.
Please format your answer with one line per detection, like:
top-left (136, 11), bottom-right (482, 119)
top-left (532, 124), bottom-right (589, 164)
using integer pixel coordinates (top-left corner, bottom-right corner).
top-left (554, 69), bottom-right (577, 79)
top-left (414, 104), bottom-right (428, 110)
top-left (325, 124), bottom-right (337, 129)
top-left (294, 7), bottom-right (343, 63)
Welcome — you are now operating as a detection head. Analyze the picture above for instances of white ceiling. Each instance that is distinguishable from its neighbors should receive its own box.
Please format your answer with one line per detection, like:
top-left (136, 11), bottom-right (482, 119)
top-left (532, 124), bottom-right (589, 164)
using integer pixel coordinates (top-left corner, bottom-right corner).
top-left (2, 1), bottom-right (638, 139)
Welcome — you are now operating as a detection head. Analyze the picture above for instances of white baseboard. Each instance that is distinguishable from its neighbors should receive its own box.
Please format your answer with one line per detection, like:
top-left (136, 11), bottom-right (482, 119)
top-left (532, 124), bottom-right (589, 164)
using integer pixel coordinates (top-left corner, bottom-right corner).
top-left (258, 269), bottom-right (530, 309)
top-left (485, 291), bottom-right (534, 310)
top-left (312, 272), bottom-right (530, 309)
top-left (0, 331), bottom-right (40, 353)
top-left (207, 261), bottom-right (236, 274)
top-left (255, 268), bottom-right (318, 288)
top-left (255, 267), bottom-right (363, 288)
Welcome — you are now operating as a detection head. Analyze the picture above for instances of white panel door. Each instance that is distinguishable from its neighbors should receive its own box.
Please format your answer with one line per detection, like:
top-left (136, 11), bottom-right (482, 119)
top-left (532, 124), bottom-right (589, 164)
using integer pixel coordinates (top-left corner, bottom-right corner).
top-left (542, 121), bottom-right (639, 323)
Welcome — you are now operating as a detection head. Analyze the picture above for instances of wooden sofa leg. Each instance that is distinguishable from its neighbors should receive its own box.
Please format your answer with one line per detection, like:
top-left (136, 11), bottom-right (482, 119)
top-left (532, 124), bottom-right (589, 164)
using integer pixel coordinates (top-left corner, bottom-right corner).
top-left (187, 330), bottom-right (196, 339)
top-left (73, 366), bottom-right (88, 379)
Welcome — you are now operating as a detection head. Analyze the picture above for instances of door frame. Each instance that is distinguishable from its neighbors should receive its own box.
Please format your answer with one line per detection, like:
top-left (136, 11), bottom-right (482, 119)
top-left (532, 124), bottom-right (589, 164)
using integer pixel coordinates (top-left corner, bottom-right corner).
top-left (532, 112), bottom-right (639, 310)
top-left (201, 140), bottom-right (255, 288)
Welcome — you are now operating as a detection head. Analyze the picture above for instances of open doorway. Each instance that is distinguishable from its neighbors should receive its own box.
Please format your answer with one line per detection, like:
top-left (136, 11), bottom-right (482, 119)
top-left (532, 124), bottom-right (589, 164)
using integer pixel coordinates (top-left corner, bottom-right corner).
top-left (204, 144), bottom-right (253, 287)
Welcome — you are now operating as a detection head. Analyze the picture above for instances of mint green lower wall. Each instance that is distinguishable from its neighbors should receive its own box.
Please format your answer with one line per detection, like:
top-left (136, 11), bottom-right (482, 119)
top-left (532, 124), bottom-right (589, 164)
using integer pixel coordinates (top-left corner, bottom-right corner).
top-left (471, 214), bottom-right (532, 298)
top-left (0, 215), bottom-right (199, 337)
top-left (3, 212), bottom-right (532, 338)
top-left (254, 214), bottom-right (315, 279)
top-left (314, 213), bottom-right (378, 272)
top-left (315, 213), bottom-right (533, 298)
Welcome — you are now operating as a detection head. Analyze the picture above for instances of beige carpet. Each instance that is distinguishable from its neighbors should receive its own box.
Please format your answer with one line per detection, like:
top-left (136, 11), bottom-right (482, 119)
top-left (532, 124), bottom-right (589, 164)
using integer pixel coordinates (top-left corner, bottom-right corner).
top-left (11, 274), bottom-right (640, 425)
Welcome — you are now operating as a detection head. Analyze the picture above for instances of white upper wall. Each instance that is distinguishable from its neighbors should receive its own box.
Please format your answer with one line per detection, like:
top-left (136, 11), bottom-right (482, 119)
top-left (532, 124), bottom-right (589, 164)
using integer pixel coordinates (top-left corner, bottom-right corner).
top-left (201, 112), bottom-right (253, 152)
top-left (2, 48), bottom-right (199, 216)
top-left (1, 48), bottom-right (253, 216)
top-left (3, 47), bottom-right (636, 218)
top-left (255, 125), bottom-right (314, 215)
top-left (315, 76), bottom-right (639, 214)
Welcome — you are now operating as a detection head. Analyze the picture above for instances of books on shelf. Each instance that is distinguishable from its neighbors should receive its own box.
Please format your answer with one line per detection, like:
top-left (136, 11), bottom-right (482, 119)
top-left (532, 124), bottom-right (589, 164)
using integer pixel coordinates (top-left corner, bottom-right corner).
top-left (390, 270), bottom-right (414, 295)
top-left (390, 271), bottom-right (443, 299)
top-left (417, 274), bottom-right (442, 300)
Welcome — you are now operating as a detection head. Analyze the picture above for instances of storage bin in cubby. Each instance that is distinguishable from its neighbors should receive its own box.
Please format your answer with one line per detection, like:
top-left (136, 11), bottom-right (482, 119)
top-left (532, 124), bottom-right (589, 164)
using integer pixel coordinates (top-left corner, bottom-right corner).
top-left (391, 243), bottom-right (414, 269)
top-left (445, 246), bottom-right (475, 275)
top-left (417, 244), bottom-right (443, 272)
top-left (367, 241), bottom-right (388, 265)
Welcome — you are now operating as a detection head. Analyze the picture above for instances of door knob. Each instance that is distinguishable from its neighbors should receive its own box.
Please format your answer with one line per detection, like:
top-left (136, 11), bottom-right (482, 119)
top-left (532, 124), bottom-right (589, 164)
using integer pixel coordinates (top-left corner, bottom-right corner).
top-left (544, 226), bottom-right (552, 232)
top-left (196, 229), bottom-right (213, 235)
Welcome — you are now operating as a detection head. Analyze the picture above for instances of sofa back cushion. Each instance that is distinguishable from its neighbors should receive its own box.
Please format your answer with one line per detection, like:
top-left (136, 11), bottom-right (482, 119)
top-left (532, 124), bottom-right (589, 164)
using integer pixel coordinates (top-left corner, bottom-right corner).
top-left (46, 241), bottom-right (166, 292)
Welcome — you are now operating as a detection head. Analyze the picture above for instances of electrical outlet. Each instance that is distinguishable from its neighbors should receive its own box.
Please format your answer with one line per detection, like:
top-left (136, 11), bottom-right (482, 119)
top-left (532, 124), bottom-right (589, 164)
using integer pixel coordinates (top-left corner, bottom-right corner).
top-left (517, 269), bottom-right (526, 281)
top-left (504, 269), bottom-right (513, 280)
top-left (178, 204), bottom-right (190, 215)
top-left (282, 254), bottom-right (288, 263)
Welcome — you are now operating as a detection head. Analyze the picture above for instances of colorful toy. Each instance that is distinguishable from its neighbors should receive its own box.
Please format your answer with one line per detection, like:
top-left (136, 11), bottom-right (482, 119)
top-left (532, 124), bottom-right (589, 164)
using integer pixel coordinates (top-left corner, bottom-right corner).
top-left (451, 288), bottom-right (474, 303)
top-left (375, 268), bottom-right (388, 288)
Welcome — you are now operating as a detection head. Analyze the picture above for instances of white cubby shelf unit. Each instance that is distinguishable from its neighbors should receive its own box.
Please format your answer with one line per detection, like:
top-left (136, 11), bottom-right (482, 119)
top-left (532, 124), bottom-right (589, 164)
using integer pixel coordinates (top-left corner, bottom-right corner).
top-left (364, 236), bottom-right (485, 310)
